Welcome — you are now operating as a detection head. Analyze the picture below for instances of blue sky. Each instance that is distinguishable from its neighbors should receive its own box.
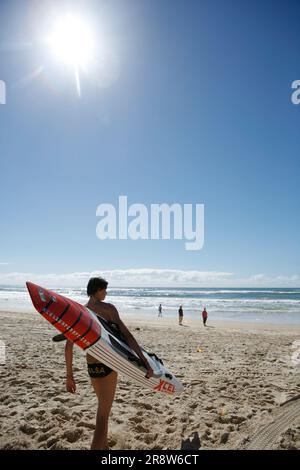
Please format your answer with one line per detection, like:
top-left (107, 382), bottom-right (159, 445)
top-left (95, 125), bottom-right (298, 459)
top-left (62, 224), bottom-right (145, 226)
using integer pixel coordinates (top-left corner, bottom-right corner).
top-left (0, 0), bottom-right (300, 287)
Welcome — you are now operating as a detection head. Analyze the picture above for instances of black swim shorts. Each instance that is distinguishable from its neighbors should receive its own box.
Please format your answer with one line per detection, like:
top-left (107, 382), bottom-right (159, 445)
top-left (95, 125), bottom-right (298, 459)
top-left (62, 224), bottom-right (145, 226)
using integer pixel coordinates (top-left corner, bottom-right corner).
top-left (87, 362), bottom-right (113, 378)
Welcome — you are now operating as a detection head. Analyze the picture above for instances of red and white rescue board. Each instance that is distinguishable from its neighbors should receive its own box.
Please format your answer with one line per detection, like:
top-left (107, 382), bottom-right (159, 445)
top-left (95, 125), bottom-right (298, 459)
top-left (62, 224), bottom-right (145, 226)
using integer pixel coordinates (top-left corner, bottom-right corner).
top-left (26, 282), bottom-right (184, 395)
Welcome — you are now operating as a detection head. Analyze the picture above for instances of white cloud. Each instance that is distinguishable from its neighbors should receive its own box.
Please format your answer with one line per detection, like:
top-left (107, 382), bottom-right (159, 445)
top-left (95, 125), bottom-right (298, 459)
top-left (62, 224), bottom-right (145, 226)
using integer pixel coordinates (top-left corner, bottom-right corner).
top-left (248, 273), bottom-right (300, 287)
top-left (0, 269), bottom-right (299, 287)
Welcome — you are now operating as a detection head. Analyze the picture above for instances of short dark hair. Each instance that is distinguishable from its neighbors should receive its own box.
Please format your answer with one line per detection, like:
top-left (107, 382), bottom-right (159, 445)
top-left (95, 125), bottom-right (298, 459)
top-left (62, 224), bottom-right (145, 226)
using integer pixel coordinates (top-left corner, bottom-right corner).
top-left (87, 277), bottom-right (108, 296)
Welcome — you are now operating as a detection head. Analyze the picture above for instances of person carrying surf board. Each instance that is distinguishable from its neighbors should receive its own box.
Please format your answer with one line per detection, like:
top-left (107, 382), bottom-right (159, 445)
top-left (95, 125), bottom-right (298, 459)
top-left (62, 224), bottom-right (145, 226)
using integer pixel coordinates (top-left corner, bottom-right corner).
top-left (65, 277), bottom-right (153, 450)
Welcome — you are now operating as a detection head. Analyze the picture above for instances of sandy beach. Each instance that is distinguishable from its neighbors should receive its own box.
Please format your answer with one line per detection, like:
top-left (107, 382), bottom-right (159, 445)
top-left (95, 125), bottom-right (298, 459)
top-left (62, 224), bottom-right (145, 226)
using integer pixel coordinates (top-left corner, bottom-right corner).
top-left (0, 309), bottom-right (300, 450)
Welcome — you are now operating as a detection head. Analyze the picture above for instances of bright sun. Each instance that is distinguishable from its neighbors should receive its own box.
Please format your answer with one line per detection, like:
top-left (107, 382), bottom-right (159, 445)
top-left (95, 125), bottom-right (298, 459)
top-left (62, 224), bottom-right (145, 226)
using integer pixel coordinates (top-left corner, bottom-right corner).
top-left (48, 13), bottom-right (94, 70)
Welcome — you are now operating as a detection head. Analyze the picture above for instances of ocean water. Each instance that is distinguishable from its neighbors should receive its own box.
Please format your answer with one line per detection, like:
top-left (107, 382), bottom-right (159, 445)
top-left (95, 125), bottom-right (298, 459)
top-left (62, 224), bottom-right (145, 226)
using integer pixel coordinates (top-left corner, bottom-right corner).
top-left (0, 286), bottom-right (300, 324)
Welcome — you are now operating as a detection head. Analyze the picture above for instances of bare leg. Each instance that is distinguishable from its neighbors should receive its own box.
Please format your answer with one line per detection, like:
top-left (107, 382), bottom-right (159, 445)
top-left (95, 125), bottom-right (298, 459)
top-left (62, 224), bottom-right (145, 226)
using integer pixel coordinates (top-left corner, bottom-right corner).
top-left (90, 371), bottom-right (118, 450)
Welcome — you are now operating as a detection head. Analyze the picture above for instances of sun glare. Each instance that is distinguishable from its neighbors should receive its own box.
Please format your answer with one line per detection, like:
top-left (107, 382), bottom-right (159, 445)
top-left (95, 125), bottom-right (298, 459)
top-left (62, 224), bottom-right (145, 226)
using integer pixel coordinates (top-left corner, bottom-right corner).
top-left (48, 13), bottom-right (94, 69)
top-left (46, 12), bottom-right (118, 96)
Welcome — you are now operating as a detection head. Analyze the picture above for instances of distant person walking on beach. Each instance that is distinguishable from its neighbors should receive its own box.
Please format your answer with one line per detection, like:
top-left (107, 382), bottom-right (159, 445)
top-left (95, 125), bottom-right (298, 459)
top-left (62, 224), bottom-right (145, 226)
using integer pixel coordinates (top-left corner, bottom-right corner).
top-left (158, 304), bottom-right (162, 317)
top-left (178, 305), bottom-right (183, 325)
top-left (202, 307), bottom-right (208, 326)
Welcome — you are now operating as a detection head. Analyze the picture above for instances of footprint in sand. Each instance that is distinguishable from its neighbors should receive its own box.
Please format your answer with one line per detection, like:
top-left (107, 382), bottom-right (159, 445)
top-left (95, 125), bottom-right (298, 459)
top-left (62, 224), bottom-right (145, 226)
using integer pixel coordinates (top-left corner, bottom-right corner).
top-left (108, 436), bottom-right (117, 447)
top-left (46, 437), bottom-right (59, 449)
top-left (51, 408), bottom-right (70, 420)
top-left (134, 424), bottom-right (150, 434)
top-left (143, 433), bottom-right (158, 444)
top-left (76, 421), bottom-right (95, 430)
top-left (166, 416), bottom-right (176, 425)
top-left (189, 402), bottom-right (198, 410)
top-left (38, 431), bottom-right (53, 442)
top-left (42, 425), bottom-right (53, 433)
top-left (2, 439), bottom-right (30, 450)
top-left (19, 423), bottom-right (37, 435)
top-left (115, 397), bottom-right (125, 403)
top-left (62, 428), bottom-right (84, 443)
top-left (53, 396), bottom-right (70, 404)
top-left (9, 379), bottom-right (24, 386)
top-left (129, 415), bottom-right (143, 425)
top-left (45, 391), bottom-right (60, 398)
top-left (166, 426), bottom-right (176, 434)
top-left (140, 403), bottom-right (153, 411)
top-left (113, 418), bottom-right (124, 424)
top-left (0, 395), bottom-right (10, 404)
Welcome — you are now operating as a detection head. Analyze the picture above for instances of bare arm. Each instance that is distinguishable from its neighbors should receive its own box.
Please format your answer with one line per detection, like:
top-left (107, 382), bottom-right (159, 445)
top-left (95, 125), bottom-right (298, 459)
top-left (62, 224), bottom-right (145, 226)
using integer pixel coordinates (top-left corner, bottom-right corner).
top-left (65, 340), bottom-right (76, 393)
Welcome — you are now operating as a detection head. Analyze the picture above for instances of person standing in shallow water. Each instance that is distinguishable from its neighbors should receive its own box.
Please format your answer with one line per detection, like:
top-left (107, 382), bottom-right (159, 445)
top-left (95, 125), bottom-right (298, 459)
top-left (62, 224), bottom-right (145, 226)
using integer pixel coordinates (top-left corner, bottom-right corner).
top-left (158, 304), bottom-right (162, 317)
top-left (202, 307), bottom-right (208, 326)
top-left (178, 305), bottom-right (183, 325)
top-left (64, 277), bottom-right (153, 450)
